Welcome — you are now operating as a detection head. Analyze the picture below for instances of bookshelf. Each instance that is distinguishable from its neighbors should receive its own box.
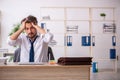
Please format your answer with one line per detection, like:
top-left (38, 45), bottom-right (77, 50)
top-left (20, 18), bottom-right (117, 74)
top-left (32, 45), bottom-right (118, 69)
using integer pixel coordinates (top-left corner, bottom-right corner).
top-left (40, 7), bottom-right (117, 72)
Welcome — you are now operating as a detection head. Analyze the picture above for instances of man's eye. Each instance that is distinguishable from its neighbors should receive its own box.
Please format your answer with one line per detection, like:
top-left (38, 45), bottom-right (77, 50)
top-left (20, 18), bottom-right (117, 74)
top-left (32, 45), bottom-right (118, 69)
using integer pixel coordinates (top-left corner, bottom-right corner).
top-left (25, 28), bottom-right (29, 30)
top-left (31, 27), bottom-right (34, 29)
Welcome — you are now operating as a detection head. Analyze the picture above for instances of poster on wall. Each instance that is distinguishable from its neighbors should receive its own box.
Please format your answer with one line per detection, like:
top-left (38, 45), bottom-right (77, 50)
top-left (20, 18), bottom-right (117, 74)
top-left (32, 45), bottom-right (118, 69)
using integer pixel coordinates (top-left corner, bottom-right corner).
top-left (103, 23), bottom-right (116, 33)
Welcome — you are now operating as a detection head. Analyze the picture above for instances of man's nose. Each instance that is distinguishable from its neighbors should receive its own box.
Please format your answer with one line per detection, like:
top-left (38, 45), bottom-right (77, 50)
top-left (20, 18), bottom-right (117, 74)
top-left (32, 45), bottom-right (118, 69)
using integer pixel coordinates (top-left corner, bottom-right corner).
top-left (28, 29), bottom-right (32, 33)
top-left (29, 29), bottom-right (32, 32)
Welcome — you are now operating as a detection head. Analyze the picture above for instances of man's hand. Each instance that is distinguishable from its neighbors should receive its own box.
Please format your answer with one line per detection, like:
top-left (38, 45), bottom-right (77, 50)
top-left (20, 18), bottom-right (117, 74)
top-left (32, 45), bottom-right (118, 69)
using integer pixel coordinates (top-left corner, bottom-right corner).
top-left (20, 18), bottom-right (27, 30)
top-left (31, 22), bottom-right (38, 29)
top-left (31, 23), bottom-right (46, 34)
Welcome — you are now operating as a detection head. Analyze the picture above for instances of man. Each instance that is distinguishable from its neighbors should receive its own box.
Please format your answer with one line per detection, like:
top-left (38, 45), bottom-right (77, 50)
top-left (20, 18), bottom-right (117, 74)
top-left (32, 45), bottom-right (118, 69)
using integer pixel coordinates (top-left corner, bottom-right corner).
top-left (7, 15), bottom-right (53, 62)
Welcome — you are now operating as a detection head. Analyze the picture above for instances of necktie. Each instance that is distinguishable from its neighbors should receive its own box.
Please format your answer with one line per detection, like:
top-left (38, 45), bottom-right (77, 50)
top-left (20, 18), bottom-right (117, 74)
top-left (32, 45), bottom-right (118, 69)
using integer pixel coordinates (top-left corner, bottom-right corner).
top-left (29, 36), bottom-right (37, 62)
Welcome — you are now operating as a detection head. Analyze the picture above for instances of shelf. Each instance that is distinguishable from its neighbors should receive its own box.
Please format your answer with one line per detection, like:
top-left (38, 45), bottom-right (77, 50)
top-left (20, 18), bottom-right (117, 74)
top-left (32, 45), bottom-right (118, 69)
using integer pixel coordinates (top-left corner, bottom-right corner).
top-left (92, 33), bottom-right (116, 35)
top-left (40, 7), bottom-right (117, 72)
top-left (40, 20), bottom-right (115, 23)
top-left (40, 20), bottom-right (65, 21)
top-left (91, 20), bottom-right (116, 22)
top-left (40, 20), bottom-right (90, 21)
top-left (93, 58), bottom-right (117, 61)
top-left (66, 20), bottom-right (90, 21)
top-left (50, 45), bottom-right (65, 47)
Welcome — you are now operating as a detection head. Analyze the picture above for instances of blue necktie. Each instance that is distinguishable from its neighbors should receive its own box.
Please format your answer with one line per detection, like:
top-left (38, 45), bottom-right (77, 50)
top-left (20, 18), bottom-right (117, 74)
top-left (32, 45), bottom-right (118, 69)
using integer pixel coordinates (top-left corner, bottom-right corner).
top-left (29, 36), bottom-right (37, 62)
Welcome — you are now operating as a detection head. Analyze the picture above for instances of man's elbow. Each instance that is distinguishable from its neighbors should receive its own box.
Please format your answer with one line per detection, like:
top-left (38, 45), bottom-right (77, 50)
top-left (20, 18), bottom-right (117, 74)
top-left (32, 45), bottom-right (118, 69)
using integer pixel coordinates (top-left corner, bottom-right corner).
top-left (44, 33), bottom-right (54, 43)
top-left (7, 37), bottom-right (16, 46)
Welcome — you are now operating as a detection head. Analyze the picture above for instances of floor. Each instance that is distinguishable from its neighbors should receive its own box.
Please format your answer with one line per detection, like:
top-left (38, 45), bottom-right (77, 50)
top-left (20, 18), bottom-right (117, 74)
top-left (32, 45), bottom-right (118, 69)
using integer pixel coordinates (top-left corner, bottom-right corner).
top-left (91, 69), bottom-right (120, 80)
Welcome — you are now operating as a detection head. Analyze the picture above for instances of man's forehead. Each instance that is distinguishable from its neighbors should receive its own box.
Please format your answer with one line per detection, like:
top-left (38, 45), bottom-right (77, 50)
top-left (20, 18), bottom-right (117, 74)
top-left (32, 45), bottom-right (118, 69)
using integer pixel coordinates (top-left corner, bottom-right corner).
top-left (25, 23), bottom-right (33, 27)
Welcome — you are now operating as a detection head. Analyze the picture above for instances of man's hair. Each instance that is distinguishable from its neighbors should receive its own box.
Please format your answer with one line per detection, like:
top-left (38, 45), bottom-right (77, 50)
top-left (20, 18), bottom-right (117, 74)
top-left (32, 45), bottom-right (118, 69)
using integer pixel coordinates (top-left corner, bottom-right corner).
top-left (21, 15), bottom-right (38, 25)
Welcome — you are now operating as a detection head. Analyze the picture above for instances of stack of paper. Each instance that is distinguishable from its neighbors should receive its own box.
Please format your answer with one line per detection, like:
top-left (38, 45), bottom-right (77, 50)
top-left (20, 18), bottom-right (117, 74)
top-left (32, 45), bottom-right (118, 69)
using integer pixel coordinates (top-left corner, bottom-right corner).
top-left (0, 57), bottom-right (7, 65)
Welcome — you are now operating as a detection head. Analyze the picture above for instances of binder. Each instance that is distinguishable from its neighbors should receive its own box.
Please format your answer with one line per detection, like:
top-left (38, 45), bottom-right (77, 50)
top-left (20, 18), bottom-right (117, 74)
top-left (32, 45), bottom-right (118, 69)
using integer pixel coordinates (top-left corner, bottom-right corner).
top-left (112, 36), bottom-right (116, 46)
top-left (110, 49), bottom-right (116, 59)
top-left (82, 36), bottom-right (91, 46)
top-left (67, 36), bottom-right (72, 46)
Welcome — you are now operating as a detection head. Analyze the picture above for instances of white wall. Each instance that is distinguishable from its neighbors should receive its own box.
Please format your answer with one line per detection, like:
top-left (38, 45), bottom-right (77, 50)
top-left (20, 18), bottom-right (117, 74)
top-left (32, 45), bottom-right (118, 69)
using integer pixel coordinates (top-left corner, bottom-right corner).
top-left (0, 0), bottom-right (120, 68)
top-left (0, 0), bottom-right (119, 49)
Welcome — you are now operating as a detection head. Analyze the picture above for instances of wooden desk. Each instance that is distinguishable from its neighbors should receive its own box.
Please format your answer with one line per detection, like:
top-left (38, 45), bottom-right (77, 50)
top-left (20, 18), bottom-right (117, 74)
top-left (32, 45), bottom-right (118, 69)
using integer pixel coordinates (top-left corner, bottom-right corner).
top-left (0, 63), bottom-right (91, 80)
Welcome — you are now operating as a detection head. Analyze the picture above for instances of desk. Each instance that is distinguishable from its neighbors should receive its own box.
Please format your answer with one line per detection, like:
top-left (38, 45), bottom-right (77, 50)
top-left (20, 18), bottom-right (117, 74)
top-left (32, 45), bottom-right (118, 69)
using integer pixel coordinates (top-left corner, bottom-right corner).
top-left (0, 63), bottom-right (91, 80)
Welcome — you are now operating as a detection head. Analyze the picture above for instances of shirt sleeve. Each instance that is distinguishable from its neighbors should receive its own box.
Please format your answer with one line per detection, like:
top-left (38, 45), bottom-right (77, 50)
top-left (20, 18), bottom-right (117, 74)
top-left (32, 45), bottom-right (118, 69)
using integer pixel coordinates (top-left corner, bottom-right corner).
top-left (7, 35), bottom-right (22, 47)
top-left (42, 32), bottom-right (54, 43)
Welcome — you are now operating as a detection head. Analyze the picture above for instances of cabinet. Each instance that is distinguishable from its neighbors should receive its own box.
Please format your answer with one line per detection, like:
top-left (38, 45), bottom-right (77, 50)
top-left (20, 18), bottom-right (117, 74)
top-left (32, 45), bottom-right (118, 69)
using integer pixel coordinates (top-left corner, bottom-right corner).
top-left (40, 7), bottom-right (117, 72)
top-left (91, 8), bottom-right (117, 72)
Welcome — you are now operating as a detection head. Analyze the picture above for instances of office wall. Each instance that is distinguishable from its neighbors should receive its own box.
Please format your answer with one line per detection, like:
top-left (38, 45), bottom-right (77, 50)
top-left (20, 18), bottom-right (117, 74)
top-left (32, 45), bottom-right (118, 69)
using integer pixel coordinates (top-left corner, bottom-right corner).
top-left (0, 0), bottom-right (120, 68)
top-left (0, 0), bottom-right (119, 48)
top-left (116, 7), bottom-right (120, 69)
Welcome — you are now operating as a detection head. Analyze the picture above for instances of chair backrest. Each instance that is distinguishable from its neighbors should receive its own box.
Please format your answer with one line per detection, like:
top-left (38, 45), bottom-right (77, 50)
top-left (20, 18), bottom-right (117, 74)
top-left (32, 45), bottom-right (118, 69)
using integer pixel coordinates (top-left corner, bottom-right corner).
top-left (13, 47), bottom-right (21, 62)
top-left (47, 46), bottom-right (55, 61)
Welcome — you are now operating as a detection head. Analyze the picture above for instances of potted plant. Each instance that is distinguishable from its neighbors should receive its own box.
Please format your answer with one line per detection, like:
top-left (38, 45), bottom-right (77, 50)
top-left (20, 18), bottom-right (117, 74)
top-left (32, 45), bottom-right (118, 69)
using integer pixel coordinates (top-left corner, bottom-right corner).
top-left (100, 13), bottom-right (106, 20)
top-left (9, 23), bottom-right (21, 36)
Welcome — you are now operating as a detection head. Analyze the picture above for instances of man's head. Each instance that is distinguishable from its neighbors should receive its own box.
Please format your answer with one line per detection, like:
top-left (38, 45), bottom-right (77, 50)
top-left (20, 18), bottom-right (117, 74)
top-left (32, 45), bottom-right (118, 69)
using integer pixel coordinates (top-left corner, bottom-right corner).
top-left (21, 15), bottom-right (38, 39)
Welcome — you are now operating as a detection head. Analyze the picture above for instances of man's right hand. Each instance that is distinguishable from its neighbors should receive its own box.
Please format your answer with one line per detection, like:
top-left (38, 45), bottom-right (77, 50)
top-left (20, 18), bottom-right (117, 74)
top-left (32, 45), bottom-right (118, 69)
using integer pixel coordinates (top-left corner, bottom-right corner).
top-left (20, 18), bottom-right (27, 30)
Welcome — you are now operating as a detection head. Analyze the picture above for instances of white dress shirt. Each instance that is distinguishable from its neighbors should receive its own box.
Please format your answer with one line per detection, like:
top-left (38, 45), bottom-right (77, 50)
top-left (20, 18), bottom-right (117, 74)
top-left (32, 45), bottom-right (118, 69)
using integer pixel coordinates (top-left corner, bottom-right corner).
top-left (7, 32), bottom-right (53, 62)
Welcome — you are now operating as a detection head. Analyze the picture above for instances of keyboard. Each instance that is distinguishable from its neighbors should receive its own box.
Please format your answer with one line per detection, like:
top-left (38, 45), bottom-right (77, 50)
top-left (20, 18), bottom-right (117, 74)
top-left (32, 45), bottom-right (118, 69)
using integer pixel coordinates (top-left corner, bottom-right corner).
top-left (18, 62), bottom-right (45, 65)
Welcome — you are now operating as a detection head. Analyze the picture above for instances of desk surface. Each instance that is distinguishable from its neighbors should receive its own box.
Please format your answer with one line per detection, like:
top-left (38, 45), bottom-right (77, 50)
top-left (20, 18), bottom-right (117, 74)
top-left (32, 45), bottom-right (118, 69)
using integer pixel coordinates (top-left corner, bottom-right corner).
top-left (0, 62), bottom-right (91, 68)
top-left (0, 63), bottom-right (91, 80)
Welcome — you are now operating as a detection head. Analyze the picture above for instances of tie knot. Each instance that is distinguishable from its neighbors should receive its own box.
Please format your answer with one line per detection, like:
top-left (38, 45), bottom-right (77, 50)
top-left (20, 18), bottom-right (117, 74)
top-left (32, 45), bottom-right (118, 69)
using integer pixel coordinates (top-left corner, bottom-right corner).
top-left (29, 36), bottom-right (38, 44)
top-left (30, 41), bottom-right (34, 44)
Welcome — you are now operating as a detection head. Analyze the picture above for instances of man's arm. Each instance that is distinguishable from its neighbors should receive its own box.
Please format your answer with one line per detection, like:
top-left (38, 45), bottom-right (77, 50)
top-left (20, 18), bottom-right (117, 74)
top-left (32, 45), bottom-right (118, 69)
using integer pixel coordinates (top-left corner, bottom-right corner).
top-left (32, 23), bottom-right (53, 43)
top-left (10, 21), bottom-right (25, 40)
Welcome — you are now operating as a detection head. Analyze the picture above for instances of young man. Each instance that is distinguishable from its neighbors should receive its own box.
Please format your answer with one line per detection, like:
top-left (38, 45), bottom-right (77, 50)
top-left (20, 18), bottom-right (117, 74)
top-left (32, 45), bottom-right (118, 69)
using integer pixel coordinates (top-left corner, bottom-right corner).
top-left (7, 15), bottom-right (53, 63)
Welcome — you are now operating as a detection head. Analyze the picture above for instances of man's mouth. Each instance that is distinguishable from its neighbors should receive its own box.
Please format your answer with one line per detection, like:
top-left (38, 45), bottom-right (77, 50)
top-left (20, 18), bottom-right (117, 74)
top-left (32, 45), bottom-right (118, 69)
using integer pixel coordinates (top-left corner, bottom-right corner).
top-left (29, 33), bottom-right (33, 35)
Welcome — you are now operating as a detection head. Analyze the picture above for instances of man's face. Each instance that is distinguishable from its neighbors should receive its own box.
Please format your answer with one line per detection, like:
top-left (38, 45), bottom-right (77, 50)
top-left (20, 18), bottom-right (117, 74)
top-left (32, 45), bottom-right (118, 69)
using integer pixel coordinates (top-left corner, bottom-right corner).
top-left (25, 23), bottom-right (37, 39)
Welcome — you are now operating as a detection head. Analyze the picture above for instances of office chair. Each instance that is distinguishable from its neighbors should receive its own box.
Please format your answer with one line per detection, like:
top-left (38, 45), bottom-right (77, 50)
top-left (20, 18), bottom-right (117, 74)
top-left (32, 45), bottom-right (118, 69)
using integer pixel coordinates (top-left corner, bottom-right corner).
top-left (13, 46), bottom-right (55, 62)
top-left (47, 46), bottom-right (55, 61)
top-left (13, 47), bottom-right (21, 62)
